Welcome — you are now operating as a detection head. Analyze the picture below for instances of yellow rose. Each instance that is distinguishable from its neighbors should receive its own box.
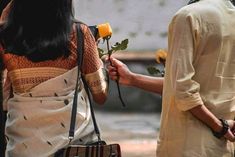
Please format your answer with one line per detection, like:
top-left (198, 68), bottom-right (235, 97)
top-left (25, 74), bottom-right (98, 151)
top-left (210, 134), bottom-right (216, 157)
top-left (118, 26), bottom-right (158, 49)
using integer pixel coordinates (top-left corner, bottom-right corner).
top-left (97, 23), bottom-right (112, 38)
top-left (155, 49), bottom-right (167, 64)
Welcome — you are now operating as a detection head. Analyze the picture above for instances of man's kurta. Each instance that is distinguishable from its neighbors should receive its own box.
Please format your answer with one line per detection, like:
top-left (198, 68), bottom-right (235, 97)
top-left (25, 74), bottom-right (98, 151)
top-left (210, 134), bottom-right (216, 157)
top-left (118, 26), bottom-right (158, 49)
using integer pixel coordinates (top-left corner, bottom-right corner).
top-left (157, 0), bottom-right (235, 156)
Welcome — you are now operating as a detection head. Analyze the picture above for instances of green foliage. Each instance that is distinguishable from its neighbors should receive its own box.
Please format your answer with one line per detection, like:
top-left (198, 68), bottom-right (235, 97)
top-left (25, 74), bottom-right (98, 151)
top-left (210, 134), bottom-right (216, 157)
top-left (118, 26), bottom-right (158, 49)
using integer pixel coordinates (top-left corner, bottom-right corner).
top-left (147, 66), bottom-right (165, 77)
top-left (97, 38), bottom-right (129, 107)
top-left (98, 47), bottom-right (105, 58)
top-left (111, 39), bottom-right (129, 52)
top-left (98, 39), bottom-right (129, 58)
top-left (147, 66), bottom-right (161, 75)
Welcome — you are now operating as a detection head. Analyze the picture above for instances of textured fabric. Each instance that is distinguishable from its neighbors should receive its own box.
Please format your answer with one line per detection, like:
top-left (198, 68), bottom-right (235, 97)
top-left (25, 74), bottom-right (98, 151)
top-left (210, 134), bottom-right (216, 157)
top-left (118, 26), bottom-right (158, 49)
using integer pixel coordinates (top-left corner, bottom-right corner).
top-left (157, 0), bottom-right (235, 156)
top-left (57, 143), bottom-right (121, 157)
top-left (5, 67), bottom-right (96, 157)
top-left (2, 24), bottom-right (101, 94)
top-left (85, 68), bottom-right (108, 94)
top-left (0, 14), bottom-right (107, 156)
top-left (1, 23), bottom-right (104, 110)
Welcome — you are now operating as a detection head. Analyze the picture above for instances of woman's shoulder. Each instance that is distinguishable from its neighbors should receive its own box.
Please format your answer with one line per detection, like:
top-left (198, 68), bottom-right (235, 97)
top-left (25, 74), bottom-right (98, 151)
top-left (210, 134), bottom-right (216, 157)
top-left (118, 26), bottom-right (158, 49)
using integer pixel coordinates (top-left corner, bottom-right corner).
top-left (72, 21), bottom-right (88, 31)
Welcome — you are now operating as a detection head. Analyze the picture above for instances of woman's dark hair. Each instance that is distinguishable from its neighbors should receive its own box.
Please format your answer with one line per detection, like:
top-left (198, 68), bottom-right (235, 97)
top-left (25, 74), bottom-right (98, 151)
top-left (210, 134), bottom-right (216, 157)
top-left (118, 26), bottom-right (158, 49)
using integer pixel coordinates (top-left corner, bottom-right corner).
top-left (0, 0), bottom-right (74, 62)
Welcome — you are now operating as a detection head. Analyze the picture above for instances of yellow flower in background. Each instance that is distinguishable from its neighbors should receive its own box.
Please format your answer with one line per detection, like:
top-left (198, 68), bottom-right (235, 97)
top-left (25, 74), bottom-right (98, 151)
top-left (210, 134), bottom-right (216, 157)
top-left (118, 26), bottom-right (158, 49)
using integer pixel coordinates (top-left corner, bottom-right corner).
top-left (97, 23), bottom-right (112, 38)
top-left (155, 49), bottom-right (167, 64)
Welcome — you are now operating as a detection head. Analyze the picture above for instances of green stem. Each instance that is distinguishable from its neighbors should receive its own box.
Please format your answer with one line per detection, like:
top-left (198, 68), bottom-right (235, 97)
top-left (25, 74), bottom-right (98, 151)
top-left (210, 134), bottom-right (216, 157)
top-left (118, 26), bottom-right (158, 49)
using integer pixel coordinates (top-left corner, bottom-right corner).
top-left (106, 38), bottom-right (126, 107)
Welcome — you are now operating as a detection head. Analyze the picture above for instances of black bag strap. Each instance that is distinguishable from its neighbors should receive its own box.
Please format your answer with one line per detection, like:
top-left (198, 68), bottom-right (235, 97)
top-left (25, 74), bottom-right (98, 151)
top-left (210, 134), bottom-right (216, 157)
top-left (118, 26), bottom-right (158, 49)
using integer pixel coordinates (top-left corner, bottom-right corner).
top-left (69, 22), bottom-right (101, 142)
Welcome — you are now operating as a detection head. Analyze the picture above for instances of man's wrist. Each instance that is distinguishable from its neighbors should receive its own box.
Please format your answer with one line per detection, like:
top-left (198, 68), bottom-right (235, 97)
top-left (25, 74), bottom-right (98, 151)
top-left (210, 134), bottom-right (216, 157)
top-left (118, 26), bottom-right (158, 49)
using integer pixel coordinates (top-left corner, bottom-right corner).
top-left (211, 119), bottom-right (229, 139)
top-left (128, 72), bottom-right (137, 86)
top-left (212, 118), bottom-right (223, 132)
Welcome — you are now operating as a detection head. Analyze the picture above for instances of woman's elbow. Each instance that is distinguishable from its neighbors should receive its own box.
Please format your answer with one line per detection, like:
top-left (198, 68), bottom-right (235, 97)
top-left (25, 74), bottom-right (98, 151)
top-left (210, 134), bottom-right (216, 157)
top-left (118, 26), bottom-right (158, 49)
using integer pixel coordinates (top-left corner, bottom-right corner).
top-left (92, 92), bottom-right (107, 105)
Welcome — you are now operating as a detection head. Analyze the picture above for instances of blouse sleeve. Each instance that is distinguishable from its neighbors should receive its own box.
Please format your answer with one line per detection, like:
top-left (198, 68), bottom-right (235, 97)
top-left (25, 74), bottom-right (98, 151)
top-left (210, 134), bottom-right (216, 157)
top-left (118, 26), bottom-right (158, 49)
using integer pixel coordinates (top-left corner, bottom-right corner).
top-left (80, 24), bottom-right (108, 95)
top-left (167, 9), bottom-right (203, 111)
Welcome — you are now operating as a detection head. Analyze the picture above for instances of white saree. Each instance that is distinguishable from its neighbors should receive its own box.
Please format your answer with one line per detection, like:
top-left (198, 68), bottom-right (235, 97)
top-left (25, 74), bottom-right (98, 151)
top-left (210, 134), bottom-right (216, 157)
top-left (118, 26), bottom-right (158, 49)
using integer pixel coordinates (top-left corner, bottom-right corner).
top-left (5, 67), bottom-right (96, 157)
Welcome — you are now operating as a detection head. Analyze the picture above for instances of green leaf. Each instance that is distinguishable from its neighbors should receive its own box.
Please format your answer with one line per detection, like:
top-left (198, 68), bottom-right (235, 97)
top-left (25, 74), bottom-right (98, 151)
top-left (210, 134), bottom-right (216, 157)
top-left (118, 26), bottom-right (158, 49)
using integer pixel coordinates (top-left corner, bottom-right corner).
top-left (111, 39), bottom-right (129, 53)
top-left (147, 66), bottom-right (161, 75)
top-left (98, 47), bottom-right (104, 54)
top-left (98, 48), bottom-right (107, 58)
top-left (108, 50), bottom-right (113, 56)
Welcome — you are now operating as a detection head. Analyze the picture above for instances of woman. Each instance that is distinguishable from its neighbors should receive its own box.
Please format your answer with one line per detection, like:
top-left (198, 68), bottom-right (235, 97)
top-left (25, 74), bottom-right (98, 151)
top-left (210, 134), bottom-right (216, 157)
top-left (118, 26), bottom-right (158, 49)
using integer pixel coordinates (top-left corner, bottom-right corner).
top-left (0, 0), bottom-right (108, 156)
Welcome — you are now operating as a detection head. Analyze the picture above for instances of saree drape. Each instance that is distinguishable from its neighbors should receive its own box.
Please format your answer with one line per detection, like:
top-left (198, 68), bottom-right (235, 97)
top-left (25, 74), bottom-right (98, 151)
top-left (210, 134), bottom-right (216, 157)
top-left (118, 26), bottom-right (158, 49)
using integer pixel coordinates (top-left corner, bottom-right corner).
top-left (5, 67), bottom-right (96, 157)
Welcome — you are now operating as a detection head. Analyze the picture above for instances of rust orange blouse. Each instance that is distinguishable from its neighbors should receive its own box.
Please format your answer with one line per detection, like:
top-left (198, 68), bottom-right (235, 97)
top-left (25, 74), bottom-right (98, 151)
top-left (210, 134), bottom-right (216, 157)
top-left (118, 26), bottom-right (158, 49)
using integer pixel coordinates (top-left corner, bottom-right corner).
top-left (1, 24), bottom-right (102, 94)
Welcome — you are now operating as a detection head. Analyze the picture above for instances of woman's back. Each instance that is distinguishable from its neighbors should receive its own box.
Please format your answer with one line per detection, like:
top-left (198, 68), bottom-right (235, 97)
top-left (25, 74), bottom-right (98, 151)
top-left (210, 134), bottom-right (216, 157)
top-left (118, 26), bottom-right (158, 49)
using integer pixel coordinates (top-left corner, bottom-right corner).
top-left (0, 1), bottom-right (108, 156)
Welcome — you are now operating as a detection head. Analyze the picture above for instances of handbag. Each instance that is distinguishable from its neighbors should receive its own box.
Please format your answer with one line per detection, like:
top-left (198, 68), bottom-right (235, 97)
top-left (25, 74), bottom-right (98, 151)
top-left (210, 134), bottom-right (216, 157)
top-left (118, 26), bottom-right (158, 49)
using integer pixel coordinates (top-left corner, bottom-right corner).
top-left (54, 22), bottom-right (121, 157)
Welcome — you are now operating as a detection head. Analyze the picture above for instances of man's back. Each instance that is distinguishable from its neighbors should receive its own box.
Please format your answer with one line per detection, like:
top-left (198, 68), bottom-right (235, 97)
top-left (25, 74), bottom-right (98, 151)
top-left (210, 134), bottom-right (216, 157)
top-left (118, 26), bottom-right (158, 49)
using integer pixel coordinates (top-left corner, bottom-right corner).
top-left (158, 0), bottom-right (235, 156)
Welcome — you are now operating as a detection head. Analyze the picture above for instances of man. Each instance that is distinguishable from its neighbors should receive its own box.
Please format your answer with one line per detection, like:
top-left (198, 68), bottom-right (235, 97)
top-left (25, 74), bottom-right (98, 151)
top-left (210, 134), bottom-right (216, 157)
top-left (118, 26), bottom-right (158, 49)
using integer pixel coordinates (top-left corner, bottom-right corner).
top-left (108, 0), bottom-right (235, 156)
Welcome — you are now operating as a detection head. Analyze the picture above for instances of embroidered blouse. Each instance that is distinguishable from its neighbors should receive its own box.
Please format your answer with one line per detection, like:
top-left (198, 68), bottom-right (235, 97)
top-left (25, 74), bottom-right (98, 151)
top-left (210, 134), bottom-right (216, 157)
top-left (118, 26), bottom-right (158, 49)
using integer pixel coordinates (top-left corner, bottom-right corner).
top-left (1, 24), bottom-right (107, 110)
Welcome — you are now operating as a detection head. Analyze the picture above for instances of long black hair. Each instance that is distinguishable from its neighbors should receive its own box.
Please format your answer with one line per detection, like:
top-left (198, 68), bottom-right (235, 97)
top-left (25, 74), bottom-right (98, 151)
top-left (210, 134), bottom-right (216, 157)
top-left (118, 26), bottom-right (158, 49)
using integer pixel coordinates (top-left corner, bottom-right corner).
top-left (0, 0), bottom-right (11, 16)
top-left (0, 0), bottom-right (74, 62)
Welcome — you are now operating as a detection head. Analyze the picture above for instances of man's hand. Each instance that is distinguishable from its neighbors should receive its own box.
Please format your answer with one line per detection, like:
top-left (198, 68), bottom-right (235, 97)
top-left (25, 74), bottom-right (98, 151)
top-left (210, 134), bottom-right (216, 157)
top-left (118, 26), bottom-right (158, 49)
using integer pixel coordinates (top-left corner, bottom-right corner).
top-left (224, 120), bottom-right (235, 142)
top-left (107, 57), bottom-right (134, 86)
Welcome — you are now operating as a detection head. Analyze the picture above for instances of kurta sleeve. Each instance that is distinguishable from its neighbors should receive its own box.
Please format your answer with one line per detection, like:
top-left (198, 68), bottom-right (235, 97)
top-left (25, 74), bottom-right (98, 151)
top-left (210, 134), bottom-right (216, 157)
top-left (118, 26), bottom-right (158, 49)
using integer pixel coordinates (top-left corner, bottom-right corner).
top-left (167, 9), bottom-right (203, 111)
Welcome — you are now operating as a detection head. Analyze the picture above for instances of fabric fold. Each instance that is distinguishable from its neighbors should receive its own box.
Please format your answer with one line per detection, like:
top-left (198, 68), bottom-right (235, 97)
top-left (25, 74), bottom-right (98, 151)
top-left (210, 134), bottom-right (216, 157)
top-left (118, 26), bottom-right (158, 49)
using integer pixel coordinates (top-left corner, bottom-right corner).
top-left (5, 67), bottom-right (95, 157)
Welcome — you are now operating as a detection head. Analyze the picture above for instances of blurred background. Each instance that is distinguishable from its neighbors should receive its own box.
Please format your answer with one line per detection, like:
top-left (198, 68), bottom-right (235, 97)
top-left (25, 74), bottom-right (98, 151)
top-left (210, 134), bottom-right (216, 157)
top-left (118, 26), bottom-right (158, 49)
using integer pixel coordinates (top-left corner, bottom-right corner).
top-left (74, 0), bottom-right (188, 156)
top-left (74, 0), bottom-right (187, 112)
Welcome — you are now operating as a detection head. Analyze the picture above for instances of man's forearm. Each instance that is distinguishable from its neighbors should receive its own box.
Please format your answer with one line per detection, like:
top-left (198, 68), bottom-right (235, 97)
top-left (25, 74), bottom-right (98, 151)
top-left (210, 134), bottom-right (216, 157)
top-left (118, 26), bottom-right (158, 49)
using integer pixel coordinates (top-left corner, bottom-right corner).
top-left (130, 73), bottom-right (164, 95)
top-left (189, 105), bottom-right (222, 132)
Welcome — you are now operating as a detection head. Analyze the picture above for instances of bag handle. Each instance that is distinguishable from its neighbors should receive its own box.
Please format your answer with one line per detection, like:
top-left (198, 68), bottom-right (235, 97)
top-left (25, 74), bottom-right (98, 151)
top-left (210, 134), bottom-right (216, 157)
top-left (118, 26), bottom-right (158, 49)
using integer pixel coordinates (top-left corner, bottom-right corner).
top-left (68, 22), bottom-right (101, 142)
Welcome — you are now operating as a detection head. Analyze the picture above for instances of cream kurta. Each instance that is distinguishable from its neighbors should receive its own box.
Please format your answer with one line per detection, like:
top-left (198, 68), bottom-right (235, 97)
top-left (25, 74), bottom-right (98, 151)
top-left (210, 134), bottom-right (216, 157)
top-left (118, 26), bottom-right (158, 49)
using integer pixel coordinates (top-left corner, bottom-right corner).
top-left (157, 0), bottom-right (235, 156)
